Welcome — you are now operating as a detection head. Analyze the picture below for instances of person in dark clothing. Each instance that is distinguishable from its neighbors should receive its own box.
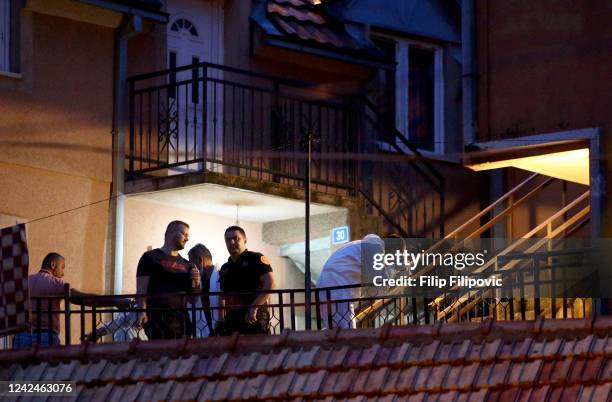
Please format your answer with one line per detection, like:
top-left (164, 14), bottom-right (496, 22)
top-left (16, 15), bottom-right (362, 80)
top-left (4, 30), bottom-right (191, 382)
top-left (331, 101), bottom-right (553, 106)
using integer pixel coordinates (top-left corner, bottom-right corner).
top-left (188, 243), bottom-right (221, 337)
top-left (136, 220), bottom-right (200, 339)
top-left (217, 226), bottom-right (276, 335)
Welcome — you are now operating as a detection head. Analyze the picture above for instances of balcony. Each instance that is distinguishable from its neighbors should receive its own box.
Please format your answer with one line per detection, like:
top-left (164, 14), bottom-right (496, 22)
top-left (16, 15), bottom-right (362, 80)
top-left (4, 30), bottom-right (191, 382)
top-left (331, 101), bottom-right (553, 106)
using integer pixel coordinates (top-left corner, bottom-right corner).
top-left (126, 62), bottom-right (445, 238)
top-left (2, 246), bottom-right (595, 348)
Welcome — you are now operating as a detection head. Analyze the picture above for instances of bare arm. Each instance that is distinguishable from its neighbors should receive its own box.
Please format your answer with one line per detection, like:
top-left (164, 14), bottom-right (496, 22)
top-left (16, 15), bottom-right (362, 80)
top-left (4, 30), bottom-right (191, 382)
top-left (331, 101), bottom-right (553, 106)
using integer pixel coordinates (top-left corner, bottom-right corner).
top-left (136, 276), bottom-right (150, 324)
top-left (245, 272), bottom-right (276, 323)
top-left (70, 289), bottom-right (126, 307)
top-left (252, 272), bottom-right (275, 307)
top-left (136, 276), bottom-right (150, 307)
top-left (218, 295), bottom-right (226, 321)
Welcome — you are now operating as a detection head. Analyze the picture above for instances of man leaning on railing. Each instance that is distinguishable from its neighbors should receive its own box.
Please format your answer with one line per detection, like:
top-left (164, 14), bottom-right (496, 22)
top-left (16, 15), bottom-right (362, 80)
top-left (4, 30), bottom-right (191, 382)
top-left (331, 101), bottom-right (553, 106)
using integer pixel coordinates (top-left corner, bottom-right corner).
top-left (316, 234), bottom-right (404, 329)
top-left (13, 252), bottom-right (131, 349)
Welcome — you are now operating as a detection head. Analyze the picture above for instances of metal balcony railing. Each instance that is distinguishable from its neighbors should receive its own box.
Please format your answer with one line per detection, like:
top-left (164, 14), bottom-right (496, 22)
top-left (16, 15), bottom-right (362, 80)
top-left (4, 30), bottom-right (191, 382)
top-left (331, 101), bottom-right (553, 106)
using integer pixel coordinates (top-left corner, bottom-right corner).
top-left (126, 62), bottom-right (445, 237)
top-left (1, 266), bottom-right (596, 349)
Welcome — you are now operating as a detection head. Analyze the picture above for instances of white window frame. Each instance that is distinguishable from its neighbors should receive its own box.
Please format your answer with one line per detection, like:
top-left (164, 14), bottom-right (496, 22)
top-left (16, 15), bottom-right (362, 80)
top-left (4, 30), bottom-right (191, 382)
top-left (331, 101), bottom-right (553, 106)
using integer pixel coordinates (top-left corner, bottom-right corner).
top-left (376, 35), bottom-right (445, 155)
top-left (0, 0), bottom-right (10, 72)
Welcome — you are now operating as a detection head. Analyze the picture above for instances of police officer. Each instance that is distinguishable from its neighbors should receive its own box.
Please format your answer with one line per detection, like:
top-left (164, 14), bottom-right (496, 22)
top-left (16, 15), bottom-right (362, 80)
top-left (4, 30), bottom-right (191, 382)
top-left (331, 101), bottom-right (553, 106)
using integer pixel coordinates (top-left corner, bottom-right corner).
top-left (218, 225), bottom-right (276, 335)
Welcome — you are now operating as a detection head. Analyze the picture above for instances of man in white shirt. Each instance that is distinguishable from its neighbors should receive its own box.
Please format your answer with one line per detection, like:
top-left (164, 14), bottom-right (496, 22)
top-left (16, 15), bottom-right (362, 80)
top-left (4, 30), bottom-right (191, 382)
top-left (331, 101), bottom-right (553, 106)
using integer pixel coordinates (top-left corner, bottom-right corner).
top-left (316, 234), bottom-right (386, 329)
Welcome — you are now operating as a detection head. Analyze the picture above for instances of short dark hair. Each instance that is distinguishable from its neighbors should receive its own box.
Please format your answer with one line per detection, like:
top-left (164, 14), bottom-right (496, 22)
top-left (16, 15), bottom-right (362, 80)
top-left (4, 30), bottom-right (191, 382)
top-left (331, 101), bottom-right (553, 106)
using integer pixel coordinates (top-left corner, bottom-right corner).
top-left (42, 252), bottom-right (63, 269)
top-left (188, 243), bottom-right (212, 261)
top-left (165, 220), bottom-right (189, 236)
top-left (224, 225), bottom-right (246, 238)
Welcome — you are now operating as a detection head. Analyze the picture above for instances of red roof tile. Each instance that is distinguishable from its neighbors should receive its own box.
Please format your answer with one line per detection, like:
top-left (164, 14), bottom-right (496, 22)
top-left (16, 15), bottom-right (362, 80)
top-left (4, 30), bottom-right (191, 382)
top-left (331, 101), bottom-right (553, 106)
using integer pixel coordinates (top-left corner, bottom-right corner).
top-left (3, 317), bottom-right (612, 400)
top-left (265, 0), bottom-right (359, 51)
top-left (473, 362), bottom-right (494, 388)
top-left (251, 0), bottom-right (388, 66)
top-left (592, 383), bottom-right (612, 401)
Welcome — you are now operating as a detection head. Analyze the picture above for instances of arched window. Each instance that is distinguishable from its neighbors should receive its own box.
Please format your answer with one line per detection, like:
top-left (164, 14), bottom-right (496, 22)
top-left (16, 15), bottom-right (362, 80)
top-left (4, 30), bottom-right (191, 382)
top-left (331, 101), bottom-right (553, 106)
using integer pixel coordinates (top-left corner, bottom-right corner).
top-left (170, 18), bottom-right (199, 37)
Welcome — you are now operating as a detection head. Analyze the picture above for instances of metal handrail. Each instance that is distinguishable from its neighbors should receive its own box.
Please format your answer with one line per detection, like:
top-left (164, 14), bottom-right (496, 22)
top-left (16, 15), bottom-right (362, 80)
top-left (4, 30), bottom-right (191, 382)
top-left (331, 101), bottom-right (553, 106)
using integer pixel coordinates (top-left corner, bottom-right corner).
top-left (436, 191), bottom-right (591, 321)
top-left (354, 173), bottom-right (555, 321)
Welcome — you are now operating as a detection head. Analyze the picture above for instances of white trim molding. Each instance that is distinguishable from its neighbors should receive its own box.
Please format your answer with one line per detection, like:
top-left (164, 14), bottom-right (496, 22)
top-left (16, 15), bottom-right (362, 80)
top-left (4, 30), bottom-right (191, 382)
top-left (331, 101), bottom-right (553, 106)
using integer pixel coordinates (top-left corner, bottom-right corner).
top-left (376, 34), bottom-right (446, 155)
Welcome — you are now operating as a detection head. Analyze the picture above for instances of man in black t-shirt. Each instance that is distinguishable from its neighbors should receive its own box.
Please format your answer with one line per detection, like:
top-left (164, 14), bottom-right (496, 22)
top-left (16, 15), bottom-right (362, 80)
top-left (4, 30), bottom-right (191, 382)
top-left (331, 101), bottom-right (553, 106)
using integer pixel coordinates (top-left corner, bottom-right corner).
top-left (218, 226), bottom-right (276, 335)
top-left (136, 220), bottom-right (200, 339)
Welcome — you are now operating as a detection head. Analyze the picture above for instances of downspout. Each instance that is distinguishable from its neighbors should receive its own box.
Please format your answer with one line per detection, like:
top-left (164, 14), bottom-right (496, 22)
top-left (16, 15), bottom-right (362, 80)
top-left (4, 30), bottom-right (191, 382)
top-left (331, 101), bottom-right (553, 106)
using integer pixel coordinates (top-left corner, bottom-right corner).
top-left (109, 15), bottom-right (142, 294)
top-left (461, 0), bottom-right (477, 146)
top-left (589, 129), bottom-right (607, 313)
top-left (590, 129), bottom-right (604, 240)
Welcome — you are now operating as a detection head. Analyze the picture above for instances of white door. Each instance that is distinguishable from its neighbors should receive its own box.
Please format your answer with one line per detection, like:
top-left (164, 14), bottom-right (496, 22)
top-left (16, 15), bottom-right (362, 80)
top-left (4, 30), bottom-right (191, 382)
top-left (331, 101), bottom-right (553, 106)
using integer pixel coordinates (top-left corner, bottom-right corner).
top-left (166, 0), bottom-right (224, 172)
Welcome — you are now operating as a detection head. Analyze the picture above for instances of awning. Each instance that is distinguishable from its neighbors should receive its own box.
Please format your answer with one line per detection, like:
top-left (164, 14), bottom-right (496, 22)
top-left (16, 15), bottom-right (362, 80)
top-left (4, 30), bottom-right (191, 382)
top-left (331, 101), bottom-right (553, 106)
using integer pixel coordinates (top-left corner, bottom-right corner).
top-left (76, 0), bottom-right (169, 23)
top-left (466, 148), bottom-right (589, 185)
top-left (463, 136), bottom-right (591, 185)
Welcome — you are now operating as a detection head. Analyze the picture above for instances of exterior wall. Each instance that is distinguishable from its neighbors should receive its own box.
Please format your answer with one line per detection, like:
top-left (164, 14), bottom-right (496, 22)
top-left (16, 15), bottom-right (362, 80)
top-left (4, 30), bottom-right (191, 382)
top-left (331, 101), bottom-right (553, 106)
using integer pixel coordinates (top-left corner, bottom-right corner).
top-left (475, 0), bottom-right (610, 234)
top-left (505, 169), bottom-right (589, 238)
top-left (128, 22), bottom-right (167, 77)
top-left (476, 0), bottom-right (612, 142)
top-left (121, 197), bottom-right (299, 293)
top-left (434, 162), bottom-right (487, 236)
top-left (0, 11), bottom-right (114, 296)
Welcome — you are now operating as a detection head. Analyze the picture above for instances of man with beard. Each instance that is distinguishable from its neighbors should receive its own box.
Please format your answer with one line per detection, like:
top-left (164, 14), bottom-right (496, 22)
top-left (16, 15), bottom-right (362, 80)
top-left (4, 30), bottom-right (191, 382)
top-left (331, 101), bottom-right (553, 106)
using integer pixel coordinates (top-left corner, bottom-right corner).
top-left (218, 226), bottom-right (276, 335)
top-left (136, 220), bottom-right (200, 339)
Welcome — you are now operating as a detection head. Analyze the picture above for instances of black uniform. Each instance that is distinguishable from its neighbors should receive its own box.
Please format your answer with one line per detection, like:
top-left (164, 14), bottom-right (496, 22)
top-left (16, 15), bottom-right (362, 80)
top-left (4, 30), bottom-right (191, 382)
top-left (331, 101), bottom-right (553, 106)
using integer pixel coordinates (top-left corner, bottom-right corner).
top-left (136, 249), bottom-right (193, 339)
top-left (219, 250), bottom-right (273, 335)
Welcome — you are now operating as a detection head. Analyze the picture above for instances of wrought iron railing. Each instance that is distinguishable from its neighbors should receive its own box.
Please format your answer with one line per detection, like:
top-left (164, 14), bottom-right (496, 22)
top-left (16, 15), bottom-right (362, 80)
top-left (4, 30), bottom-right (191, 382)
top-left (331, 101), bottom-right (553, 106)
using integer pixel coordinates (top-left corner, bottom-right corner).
top-left (126, 62), bottom-right (444, 237)
top-left (1, 268), bottom-right (596, 349)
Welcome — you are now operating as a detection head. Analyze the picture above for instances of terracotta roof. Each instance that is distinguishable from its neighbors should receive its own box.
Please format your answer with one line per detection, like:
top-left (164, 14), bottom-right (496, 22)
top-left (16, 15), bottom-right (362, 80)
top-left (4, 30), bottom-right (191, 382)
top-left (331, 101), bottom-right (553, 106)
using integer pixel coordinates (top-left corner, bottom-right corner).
top-left (2, 317), bottom-right (612, 400)
top-left (251, 0), bottom-right (386, 64)
top-left (266, 0), bottom-right (359, 50)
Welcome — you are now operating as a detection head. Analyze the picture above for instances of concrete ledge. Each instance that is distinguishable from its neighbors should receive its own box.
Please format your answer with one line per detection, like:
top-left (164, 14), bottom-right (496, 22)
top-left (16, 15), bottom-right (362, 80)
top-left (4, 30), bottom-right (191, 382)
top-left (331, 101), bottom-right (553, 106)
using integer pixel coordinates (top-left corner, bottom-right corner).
top-left (125, 170), bottom-right (382, 238)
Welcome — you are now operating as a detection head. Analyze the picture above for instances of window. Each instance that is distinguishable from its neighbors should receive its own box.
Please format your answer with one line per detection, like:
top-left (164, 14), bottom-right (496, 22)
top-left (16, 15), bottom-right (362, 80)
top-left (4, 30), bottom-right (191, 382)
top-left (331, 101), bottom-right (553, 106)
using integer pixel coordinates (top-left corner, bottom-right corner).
top-left (0, 0), bottom-right (24, 74)
top-left (375, 36), bottom-right (445, 154)
top-left (170, 18), bottom-right (199, 37)
top-left (0, 0), bottom-right (11, 71)
top-left (408, 46), bottom-right (436, 152)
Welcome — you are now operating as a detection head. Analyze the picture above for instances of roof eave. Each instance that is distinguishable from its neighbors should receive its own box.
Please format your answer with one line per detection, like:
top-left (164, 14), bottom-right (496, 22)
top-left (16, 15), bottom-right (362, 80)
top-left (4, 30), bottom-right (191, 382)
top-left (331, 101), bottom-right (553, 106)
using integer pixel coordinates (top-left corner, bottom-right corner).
top-left (75, 0), bottom-right (169, 23)
top-left (264, 36), bottom-right (394, 70)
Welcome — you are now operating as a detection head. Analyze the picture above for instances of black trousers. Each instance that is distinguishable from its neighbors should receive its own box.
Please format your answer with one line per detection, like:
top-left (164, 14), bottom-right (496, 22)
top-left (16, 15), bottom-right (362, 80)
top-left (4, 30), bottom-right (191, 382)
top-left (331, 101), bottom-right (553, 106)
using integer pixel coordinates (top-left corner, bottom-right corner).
top-left (145, 308), bottom-right (193, 340)
top-left (218, 310), bottom-right (270, 335)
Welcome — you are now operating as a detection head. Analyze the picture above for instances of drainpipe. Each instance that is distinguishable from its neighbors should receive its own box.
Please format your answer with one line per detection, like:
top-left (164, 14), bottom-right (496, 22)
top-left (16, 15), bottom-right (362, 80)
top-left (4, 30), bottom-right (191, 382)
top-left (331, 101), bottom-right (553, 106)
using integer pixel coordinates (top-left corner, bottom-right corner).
top-left (109, 15), bottom-right (142, 295)
top-left (590, 129), bottom-right (607, 314)
top-left (462, 0), bottom-right (477, 146)
top-left (590, 129), bottom-right (604, 240)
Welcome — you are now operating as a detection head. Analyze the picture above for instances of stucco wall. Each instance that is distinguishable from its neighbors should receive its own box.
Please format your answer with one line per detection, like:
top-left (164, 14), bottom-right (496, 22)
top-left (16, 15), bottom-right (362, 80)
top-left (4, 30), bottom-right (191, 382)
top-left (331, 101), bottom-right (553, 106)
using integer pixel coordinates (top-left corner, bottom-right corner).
top-left (0, 162), bottom-right (109, 292)
top-left (475, 0), bottom-right (608, 235)
top-left (0, 12), bottom-right (114, 181)
top-left (0, 11), bottom-right (114, 297)
top-left (121, 196), bottom-right (297, 294)
top-left (476, 0), bottom-right (612, 141)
